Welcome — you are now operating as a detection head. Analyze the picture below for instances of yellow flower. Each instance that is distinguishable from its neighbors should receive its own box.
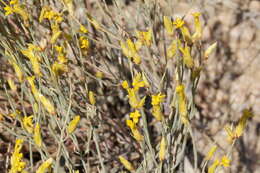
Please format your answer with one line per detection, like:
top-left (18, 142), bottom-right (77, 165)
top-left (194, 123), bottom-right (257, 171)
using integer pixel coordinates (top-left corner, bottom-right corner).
top-left (176, 84), bottom-right (189, 125)
top-left (13, 4), bottom-right (29, 23)
top-left (220, 155), bottom-right (230, 167)
top-left (9, 110), bottom-right (21, 118)
top-left (51, 27), bottom-right (62, 44)
top-left (67, 115), bottom-right (81, 134)
top-left (208, 159), bottom-right (220, 173)
top-left (151, 93), bottom-right (165, 106)
top-left (121, 80), bottom-right (129, 89)
top-left (132, 128), bottom-right (144, 141)
top-left (173, 18), bottom-right (185, 28)
top-left (129, 110), bottom-right (141, 124)
top-left (205, 145), bottom-right (217, 161)
top-left (52, 61), bottom-right (68, 76)
top-left (22, 115), bottom-right (34, 133)
top-left (9, 60), bottom-right (23, 82)
top-left (159, 136), bottom-right (167, 161)
top-left (88, 91), bottom-right (96, 105)
top-left (152, 105), bottom-right (163, 121)
top-left (126, 119), bottom-right (136, 130)
top-left (167, 39), bottom-right (180, 59)
top-left (7, 78), bottom-right (17, 91)
top-left (127, 89), bottom-right (146, 109)
top-left (36, 158), bottom-right (53, 173)
top-left (34, 123), bottom-right (42, 147)
top-left (204, 42), bottom-right (217, 59)
top-left (179, 44), bottom-right (194, 68)
top-left (135, 29), bottom-right (153, 46)
top-left (173, 18), bottom-right (192, 44)
top-left (79, 25), bottom-right (88, 34)
top-left (132, 73), bottom-right (145, 91)
top-left (95, 71), bottom-right (103, 79)
top-left (118, 156), bottom-right (135, 171)
top-left (120, 41), bottom-right (131, 58)
top-left (163, 16), bottom-right (174, 36)
top-left (4, 6), bottom-right (14, 16)
top-left (142, 72), bottom-right (150, 88)
top-left (10, 139), bottom-right (26, 173)
top-left (79, 36), bottom-right (90, 49)
top-left (192, 12), bottom-right (202, 42)
top-left (10, 0), bottom-right (19, 5)
top-left (38, 93), bottom-right (55, 115)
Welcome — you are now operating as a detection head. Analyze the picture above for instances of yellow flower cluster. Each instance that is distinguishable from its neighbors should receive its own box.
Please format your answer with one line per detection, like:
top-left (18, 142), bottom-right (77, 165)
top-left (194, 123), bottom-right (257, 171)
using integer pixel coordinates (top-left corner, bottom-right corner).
top-left (208, 155), bottom-right (230, 173)
top-left (122, 73), bottom-right (146, 109)
top-left (118, 156), bottom-right (135, 172)
top-left (27, 76), bottom-right (55, 115)
top-left (224, 109), bottom-right (253, 144)
top-left (21, 44), bottom-right (42, 76)
top-left (151, 93), bottom-right (165, 121)
top-left (10, 139), bottom-right (26, 173)
top-left (52, 45), bottom-right (68, 76)
top-left (122, 73), bottom-right (148, 141)
top-left (176, 84), bottom-right (189, 125)
top-left (4, 0), bottom-right (29, 24)
top-left (67, 115), bottom-right (81, 134)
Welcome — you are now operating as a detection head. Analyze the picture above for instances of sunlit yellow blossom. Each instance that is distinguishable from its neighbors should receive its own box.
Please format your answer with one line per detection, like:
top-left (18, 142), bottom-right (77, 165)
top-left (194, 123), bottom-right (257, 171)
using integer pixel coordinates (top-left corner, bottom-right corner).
top-left (4, 6), bottom-right (14, 16)
top-left (167, 39), bottom-right (180, 59)
top-left (39, 93), bottom-right (55, 115)
top-left (34, 123), bottom-right (42, 147)
top-left (208, 159), bottom-right (220, 173)
top-left (10, 139), bottom-right (26, 173)
top-left (204, 42), bottom-right (217, 59)
top-left (121, 80), bottom-right (129, 89)
top-left (159, 136), bottom-right (167, 161)
top-left (176, 84), bottom-right (189, 125)
top-left (173, 18), bottom-right (185, 28)
top-left (173, 18), bottom-right (192, 43)
top-left (79, 36), bottom-right (90, 49)
top-left (88, 91), bottom-right (96, 105)
top-left (235, 109), bottom-right (253, 138)
top-left (95, 71), bottom-right (103, 79)
top-left (152, 105), bottom-right (163, 121)
top-left (192, 12), bottom-right (202, 42)
top-left (142, 72), bottom-right (150, 88)
top-left (7, 78), bottom-right (17, 91)
top-left (30, 56), bottom-right (42, 76)
top-left (127, 89), bottom-right (146, 109)
top-left (22, 115), bottom-right (34, 133)
top-left (79, 25), bottom-right (88, 34)
top-left (164, 16), bottom-right (174, 36)
top-left (10, 0), bottom-right (19, 5)
top-left (120, 41), bottom-right (131, 58)
top-left (179, 44), bottom-right (194, 68)
top-left (118, 156), bottom-right (135, 171)
top-left (135, 29), bottom-right (152, 46)
top-left (9, 110), bottom-right (21, 118)
top-left (67, 115), bottom-right (81, 134)
top-left (36, 158), bottom-right (53, 173)
top-left (51, 26), bottom-right (62, 44)
top-left (9, 60), bottom-right (23, 82)
top-left (224, 124), bottom-right (236, 143)
top-left (132, 128), bottom-right (144, 141)
top-left (132, 73), bottom-right (145, 91)
top-left (126, 119), bottom-right (135, 130)
top-left (205, 145), bottom-right (217, 161)
top-left (129, 110), bottom-right (141, 124)
top-left (220, 155), bottom-right (230, 167)
top-left (151, 93), bottom-right (165, 106)
top-left (52, 61), bottom-right (68, 76)
top-left (13, 4), bottom-right (29, 23)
